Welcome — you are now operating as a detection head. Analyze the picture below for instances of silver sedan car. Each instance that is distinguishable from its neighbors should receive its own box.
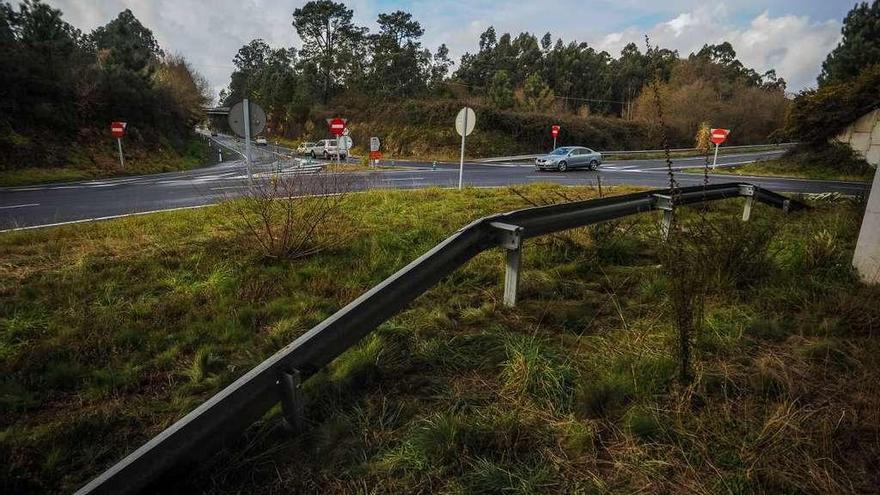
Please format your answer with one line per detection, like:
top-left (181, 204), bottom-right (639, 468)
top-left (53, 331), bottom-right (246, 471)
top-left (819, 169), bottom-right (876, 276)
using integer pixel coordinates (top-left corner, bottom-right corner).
top-left (535, 146), bottom-right (603, 172)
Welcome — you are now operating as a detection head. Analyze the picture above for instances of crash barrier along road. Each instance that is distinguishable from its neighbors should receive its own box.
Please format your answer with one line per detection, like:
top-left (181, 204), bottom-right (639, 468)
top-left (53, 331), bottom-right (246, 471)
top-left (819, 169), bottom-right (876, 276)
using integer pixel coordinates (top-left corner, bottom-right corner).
top-left (77, 182), bottom-right (804, 494)
top-left (478, 142), bottom-right (797, 163)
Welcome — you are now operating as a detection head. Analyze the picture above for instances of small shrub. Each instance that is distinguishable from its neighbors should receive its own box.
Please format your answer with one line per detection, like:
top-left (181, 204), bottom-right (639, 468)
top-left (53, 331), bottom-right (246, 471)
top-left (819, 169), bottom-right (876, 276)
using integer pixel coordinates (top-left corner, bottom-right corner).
top-left (746, 318), bottom-right (788, 342)
top-left (574, 373), bottom-right (635, 419)
top-left (188, 346), bottom-right (223, 383)
top-left (459, 457), bottom-right (555, 495)
top-left (220, 171), bottom-right (358, 260)
top-left (501, 335), bottom-right (574, 413)
top-left (558, 420), bottom-right (596, 456)
top-left (624, 406), bottom-right (667, 442)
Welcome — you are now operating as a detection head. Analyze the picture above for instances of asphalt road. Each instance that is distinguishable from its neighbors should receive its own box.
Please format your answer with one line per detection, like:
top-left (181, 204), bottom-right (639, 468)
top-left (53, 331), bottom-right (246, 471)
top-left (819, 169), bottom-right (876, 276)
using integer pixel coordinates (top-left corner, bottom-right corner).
top-left (0, 135), bottom-right (870, 231)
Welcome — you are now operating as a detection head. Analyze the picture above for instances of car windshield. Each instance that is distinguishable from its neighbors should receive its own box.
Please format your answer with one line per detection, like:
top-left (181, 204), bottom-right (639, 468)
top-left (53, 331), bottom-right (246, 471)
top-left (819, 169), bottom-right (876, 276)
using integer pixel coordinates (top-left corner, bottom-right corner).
top-left (550, 147), bottom-right (573, 155)
top-left (329, 140), bottom-right (337, 146)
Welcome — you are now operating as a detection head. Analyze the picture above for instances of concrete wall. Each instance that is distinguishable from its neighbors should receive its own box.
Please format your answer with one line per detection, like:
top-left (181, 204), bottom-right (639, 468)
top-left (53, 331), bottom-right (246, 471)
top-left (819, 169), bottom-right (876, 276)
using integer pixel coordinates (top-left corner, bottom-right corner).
top-left (836, 108), bottom-right (880, 166)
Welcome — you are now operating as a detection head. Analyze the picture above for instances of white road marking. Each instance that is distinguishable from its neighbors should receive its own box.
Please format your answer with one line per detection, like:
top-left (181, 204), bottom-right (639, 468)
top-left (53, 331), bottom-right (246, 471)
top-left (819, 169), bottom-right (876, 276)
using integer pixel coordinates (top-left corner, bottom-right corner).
top-left (0, 203), bottom-right (39, 210)
top-left (383, 177), bottom-right (425, 181)
top-left (0, 204), bottom-right (213, 233)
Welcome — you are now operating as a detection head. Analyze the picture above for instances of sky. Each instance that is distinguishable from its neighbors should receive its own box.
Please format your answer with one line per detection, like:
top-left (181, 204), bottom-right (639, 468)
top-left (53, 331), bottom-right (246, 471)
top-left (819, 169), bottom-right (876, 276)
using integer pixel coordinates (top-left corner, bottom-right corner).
top-left (45, 0), bottom-right (853, 101)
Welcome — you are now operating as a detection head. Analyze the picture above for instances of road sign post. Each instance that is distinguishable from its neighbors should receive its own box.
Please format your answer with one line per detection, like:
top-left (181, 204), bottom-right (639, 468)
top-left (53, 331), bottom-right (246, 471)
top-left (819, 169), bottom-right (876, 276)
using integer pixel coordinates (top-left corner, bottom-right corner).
top-left (710, 128), bottom-right (730, 169)
top-left (551, 125), bottom-right (560, 151)
top-left (455, 107), bottom-right (476, 190)
top-left (370, 137), bottom-right (381, 166)
top-left (111, 122), bottom-right (126, 169)
top-left (228, 100), bottom-right (266, 190)
top-left (243, 99), bottom-right (253, 188)
top-left (327, 118), bottom-right (347, 163)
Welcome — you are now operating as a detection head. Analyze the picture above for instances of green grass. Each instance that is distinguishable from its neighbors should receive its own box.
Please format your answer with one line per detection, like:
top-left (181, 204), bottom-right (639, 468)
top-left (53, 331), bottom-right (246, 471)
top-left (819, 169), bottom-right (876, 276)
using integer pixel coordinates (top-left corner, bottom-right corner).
top-left (1, 185), bottom-right (879, 494)
top-left (0, 136), bottom-right (211, 187)
top-left (684, 143), bottom-right (875, 182)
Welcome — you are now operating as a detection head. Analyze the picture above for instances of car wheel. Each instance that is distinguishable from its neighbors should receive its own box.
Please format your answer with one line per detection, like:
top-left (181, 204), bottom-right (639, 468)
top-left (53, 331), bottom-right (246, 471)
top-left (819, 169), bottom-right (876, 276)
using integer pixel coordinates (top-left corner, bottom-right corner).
top-left (558, 161), bottom-right (568, 172)
top-left (590, 160), bottom-right (599, 170)
top-left (341, 155), bottom-right (347, 161)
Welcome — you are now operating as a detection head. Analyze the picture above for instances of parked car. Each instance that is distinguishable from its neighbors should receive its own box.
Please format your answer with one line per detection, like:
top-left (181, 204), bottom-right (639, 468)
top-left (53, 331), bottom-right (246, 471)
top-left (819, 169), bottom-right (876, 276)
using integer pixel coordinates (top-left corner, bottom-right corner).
top-left (255, 137), bottom-right (268, 146)
top-left (318, 139), bottom-right (346, 160)
top-left (535, 146), bottom-right (602, 172)
top-left (296, 139), bottom-right (347, 159)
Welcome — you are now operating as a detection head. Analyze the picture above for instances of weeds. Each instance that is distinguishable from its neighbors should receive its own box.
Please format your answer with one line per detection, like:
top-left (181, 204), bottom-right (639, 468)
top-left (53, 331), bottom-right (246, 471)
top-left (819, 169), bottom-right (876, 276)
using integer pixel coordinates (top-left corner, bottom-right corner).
top-left (220, 170), bottom-right (358, 259)
top-left (1, 185), bottom-right (877, 494)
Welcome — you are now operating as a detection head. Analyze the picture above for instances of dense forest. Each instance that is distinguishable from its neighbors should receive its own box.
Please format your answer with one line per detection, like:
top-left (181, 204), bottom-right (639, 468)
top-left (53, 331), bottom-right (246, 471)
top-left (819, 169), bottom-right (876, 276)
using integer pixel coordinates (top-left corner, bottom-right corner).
top-left (220, 0), bottom-right (791, 152)
top-left (0, 0), bottom-right (209, 174)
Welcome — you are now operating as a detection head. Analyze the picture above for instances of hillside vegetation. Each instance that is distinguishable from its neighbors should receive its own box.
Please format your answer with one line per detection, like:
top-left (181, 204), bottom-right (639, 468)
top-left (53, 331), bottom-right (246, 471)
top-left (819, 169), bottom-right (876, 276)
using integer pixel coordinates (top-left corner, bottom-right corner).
top-left (216, 1), bottom-right (791, 157)
top-left (1, 185), bottom-right (878, 493)
top-left (0, 2), bottom-right (210, 183)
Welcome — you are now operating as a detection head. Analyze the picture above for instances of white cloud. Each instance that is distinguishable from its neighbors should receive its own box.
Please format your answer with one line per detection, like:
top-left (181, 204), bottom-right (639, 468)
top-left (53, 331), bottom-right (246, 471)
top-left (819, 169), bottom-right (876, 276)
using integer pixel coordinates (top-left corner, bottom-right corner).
top-left (45, 0), bottom-right (842, 97)
top-left (594, 8), bottom-right (841, 91)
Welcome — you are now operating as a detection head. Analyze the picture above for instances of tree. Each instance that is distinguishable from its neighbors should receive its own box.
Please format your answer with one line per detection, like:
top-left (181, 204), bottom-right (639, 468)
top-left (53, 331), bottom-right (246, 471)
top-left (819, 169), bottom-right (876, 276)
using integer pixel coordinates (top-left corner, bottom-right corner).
top-left (429, 43), bottom-right (453, 89)
top-left (90, 9), bottom-right (162, 77)
top-left (819, 1), bottom-right (880, 85)
top-left (291, 0), bottom-right (366, 102)
top-left (521, 73), bottom-right (554, 111)
top-left (367, 10), bottom-right (430, 96)
top-left (488, 70), bottom-right (515, 109)
top-left (154, 54), bottom-right (210, 128)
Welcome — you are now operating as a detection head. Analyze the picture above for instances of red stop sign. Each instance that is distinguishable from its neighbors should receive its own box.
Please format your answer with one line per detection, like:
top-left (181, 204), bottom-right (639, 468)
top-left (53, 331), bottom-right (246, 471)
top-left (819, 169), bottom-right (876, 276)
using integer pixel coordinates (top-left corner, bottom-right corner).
top-left (328, 117), bottom-right (346, 136)
top-left (111, 121), bottom-right (126, 138)
top-left (551, 125), bottom-right (560, 138)
top-left (710, 128), bottom-right (729, 145)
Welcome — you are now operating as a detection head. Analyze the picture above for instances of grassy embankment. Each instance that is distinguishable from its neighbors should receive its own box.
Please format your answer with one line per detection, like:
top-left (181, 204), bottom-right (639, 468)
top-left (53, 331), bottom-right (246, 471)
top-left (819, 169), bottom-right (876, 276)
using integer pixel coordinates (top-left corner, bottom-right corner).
top-left (684, 144), bottom-right (875, 182)
top-left (1, 185), bottom-right (878, 493)
top-left (0, 136), bottom-right (211, 187)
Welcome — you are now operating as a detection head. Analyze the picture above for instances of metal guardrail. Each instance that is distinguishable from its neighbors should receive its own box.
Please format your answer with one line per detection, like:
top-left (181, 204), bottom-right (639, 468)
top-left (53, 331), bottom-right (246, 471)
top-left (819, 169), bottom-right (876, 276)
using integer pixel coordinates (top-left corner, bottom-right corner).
top-left (478, 142), bottom-right (798, 163)
top-left (76, 182), bottom-right (804, 494)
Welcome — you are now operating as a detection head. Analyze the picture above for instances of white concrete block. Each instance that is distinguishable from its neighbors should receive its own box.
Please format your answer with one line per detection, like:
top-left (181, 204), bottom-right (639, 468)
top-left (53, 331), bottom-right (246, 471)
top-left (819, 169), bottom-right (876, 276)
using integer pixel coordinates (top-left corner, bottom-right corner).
top-left (866, 145), bottom-right (880, 167)
top-left (854, 165), bottom-right (880, 283)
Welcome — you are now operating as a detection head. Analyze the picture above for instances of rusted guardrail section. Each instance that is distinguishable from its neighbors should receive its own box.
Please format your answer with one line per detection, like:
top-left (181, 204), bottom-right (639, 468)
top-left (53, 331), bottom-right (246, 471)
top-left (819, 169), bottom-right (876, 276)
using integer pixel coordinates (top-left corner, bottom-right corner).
top-left (76, 182), bottom-right (804, 494)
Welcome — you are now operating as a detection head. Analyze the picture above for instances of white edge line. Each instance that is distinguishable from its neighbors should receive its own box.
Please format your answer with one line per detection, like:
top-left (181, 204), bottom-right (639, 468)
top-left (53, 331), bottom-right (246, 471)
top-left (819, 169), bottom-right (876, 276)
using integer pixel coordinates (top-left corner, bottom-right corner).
top-left (0, 204), bottom-right (213, 233)
top-left (0, 203), bottom-right (40, 210)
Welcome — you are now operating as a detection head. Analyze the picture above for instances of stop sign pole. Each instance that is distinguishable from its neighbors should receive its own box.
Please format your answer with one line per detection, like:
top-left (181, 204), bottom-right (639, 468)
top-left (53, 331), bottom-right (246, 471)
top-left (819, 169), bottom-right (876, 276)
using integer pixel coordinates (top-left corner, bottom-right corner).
top-left (327, 118), bottom-right (346, 163)
top-left (551, 125), bottom-right (560, 151)
top-left (710, 128), bottom-right (730, 169)
top-left (111, 121), bottom-right (126, 169)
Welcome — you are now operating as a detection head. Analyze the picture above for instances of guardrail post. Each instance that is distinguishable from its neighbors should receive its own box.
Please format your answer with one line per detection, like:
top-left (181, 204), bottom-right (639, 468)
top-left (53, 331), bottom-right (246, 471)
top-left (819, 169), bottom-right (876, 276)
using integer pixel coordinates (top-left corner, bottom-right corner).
top-left (739, 185), bottom-right (755, 221)
top-left (277, 369), bottom-right (305, 433)
top-left (653, 194), bottom-right (674, 240)
top-left (491, 222), bottom-right (524, 307)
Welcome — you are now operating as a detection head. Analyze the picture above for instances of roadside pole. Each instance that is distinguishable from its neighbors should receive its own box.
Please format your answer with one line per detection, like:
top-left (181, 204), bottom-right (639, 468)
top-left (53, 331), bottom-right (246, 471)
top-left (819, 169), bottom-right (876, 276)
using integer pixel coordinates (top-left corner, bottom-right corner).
top-left (712, 142), bottom-right (719, 169)
top-left (553, 136), bottom-right (557, 151)
top-left (709, 128), bottom-right (730, 170)
top-left (458, 111), bottom-right (467, 190)
top-left (110, 121), bottom-right (126, 169)
top-left (455, 107), bottom-right (475, 190)
top-left (117, 138), bottom-right (125, 169)
top-left (243, 98), bottom-right (253, 189)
